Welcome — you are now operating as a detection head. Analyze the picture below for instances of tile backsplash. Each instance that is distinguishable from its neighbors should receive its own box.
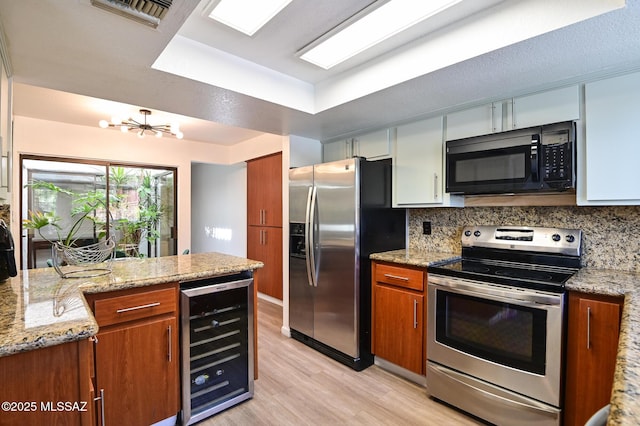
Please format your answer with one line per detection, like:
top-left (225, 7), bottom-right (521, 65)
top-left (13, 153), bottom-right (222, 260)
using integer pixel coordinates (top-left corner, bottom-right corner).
top-left (409, 206), bottom-right (640, 271)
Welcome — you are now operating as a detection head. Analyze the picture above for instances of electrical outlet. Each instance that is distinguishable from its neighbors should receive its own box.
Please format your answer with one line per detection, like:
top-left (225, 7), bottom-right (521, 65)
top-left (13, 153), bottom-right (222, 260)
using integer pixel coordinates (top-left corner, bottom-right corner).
top-left (423, 221), bottom-right (432, 235)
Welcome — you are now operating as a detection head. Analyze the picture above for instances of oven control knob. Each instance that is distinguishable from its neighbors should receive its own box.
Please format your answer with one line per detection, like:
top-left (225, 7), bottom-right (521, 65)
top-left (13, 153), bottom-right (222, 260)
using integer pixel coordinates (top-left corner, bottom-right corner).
top-left (552, 233), bottom-right (561, 242)
top-left (464, 230), bottom-right (472, 237)
top-left (473, 230), bottom-right (481, 237)
top-left (566, 234), bottom-right (576, 243)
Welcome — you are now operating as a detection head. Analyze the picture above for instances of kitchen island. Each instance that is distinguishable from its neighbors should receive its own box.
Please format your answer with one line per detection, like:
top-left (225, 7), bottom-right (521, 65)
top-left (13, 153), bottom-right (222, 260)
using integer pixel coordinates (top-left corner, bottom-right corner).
top-left (0, 252), bottom-right (263, 425)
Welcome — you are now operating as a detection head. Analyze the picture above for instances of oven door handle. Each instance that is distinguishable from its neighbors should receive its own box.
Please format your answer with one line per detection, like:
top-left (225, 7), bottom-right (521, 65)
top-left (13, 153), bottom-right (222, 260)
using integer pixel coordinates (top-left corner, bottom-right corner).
top-left (428, 274), bottom-right (562, 307)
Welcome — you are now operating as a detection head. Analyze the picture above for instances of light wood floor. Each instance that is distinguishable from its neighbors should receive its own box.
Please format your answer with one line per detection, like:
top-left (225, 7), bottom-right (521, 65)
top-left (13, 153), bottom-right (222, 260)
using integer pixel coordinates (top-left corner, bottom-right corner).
top-left (199, 299), bottom-right (484, 426)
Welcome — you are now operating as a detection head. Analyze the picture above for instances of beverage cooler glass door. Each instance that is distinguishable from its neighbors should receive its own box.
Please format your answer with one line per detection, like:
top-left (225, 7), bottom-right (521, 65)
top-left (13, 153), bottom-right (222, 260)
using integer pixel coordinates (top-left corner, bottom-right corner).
top-left (181, 278), bottom-right (254, 425)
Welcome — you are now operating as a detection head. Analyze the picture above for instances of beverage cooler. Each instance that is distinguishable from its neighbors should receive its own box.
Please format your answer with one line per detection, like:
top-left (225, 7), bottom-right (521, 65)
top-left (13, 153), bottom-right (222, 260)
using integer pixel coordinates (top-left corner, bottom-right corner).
top-left (180, 272), bottom-right (254, 425)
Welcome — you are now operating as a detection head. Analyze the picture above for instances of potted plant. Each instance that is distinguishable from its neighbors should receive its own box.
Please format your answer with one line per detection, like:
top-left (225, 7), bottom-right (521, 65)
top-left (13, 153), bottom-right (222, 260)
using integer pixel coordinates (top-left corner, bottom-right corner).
top-left (23, 168), bottom-right (164, 274)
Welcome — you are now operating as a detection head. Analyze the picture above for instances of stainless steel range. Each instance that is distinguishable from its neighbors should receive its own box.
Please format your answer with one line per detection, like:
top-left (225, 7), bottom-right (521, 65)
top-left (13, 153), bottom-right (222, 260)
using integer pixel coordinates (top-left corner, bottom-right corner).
top-left (426, 226), bottom-right (582, 426)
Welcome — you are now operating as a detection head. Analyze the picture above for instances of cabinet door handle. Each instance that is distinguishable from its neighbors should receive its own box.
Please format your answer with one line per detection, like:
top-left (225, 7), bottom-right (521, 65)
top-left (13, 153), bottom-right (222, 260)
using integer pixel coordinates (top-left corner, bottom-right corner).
top-left (116, 302), bottom-right (160, 313)
top-left (586, 306), bottom-right (591, 349)
top-left (90, 336), bottom-right (98, 344)
top-left (434, 173), bottom-right (439, 199)
top-left (413, 299), bottom-right (418, 329)
top-left (263, 229), bottom-right (267, 245)
top-left (94, 388), bottom-right (105, 426)
top-left (384, 273), bottom-right (409, 281)
top-left (168, 325), bottom-right (172, 362)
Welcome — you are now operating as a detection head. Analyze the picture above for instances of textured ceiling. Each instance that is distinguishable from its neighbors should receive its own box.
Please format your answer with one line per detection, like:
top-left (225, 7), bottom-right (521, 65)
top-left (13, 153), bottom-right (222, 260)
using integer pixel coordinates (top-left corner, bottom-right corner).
top-left (1, 0), bottom-right (639, 145)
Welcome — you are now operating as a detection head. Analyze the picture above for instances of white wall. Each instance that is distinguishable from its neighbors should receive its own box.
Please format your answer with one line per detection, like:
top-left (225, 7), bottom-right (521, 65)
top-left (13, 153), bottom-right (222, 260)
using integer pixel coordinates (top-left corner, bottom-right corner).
top-left (12, 116), bottom-right (285, 268)
top-left (191, 162), bottom-right (247, 256)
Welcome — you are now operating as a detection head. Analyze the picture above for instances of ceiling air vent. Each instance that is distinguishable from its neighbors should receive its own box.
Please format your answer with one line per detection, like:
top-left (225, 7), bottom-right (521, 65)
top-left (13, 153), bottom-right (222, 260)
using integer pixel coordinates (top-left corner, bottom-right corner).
top-left (90, 0), bottom-right (172, 28)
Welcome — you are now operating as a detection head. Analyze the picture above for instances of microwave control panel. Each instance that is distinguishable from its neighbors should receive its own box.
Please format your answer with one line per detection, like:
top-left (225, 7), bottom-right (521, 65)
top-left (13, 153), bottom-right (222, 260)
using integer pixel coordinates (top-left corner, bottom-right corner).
top-left (542, 130), bottom-right (572, 183)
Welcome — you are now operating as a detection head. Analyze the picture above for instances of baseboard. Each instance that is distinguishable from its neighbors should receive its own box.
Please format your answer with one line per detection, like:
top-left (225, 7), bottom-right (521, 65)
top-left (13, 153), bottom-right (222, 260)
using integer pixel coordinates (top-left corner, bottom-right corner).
top-left (257, 292), bottom-right (283, 306)
top-left (374, 357), bottom-right (426, 386)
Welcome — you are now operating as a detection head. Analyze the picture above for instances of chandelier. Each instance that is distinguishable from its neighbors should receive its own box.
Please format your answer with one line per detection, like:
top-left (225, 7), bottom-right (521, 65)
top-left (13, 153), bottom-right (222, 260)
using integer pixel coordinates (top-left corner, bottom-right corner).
top-left (99, 109), bottom-right (184, 139)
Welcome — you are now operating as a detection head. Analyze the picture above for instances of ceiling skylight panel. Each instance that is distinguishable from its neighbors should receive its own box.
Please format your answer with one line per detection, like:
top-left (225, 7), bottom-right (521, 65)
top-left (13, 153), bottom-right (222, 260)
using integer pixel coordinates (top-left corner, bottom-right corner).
top-left (300, 0), bottom-right (462, 69)
top-left (208, 0), bottom-right (292, 36)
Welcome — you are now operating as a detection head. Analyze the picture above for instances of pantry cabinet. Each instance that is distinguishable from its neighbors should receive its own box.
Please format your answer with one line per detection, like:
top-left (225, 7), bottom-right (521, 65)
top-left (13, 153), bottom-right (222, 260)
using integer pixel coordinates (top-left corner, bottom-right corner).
top-left (247, 153), bottom-right (283, 227)
top-left (371, 261), bottom-right (426, 375)
top-left (247, 226), bottom-right (283, 300)
top-left (393, 116), bottom-right (462, 207)
top-left (247, 152), bottom-right (283, 299)
top-left (85, 282), bottom-right (180, 426)
top-left (580, 71), bottom-right (640, 205)
top-left (564, 292), bottom-right (623, 426)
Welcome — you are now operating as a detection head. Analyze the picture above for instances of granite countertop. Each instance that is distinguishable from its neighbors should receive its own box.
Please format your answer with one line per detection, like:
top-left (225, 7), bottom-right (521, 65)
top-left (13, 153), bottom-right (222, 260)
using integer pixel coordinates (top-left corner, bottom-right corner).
top-left (370, 248), bottom-right (460, 268)
top-left (370, 249), bottom-right (640, 426)
top-left (0, 252), bottom-right (263, 358)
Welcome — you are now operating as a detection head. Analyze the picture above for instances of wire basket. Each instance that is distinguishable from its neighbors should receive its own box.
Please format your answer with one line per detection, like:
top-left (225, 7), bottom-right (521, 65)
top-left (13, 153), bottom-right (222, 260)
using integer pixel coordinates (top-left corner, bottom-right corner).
top-left (52, 237), bottom-right (116, 278)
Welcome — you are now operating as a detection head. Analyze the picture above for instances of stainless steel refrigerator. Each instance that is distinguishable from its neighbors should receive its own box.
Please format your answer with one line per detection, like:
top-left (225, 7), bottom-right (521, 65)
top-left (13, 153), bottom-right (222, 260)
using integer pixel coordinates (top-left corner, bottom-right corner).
top-left (289, 157), bottom-right (406, 371)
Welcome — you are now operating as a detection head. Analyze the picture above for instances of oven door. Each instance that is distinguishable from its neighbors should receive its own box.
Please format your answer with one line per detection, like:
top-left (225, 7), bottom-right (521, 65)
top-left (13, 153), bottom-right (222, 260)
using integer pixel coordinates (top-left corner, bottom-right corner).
top-left (446, 130), bottom-right (541, 194)
top-left (427, 274), bottom-right (565, 407)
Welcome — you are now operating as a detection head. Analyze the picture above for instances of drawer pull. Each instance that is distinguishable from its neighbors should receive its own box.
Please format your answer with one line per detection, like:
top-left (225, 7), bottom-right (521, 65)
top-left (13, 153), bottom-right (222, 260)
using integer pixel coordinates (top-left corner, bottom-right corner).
top-left (384, 273), bottom-right (409, 281)
top-left (116, 302), bottom-right (161, 314)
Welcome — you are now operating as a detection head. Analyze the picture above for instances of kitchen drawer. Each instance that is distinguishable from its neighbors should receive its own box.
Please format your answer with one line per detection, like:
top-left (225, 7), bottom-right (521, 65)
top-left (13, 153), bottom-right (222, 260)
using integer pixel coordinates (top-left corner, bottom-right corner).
top-left (375, 263), bottom-right (424, 291)
top-left (93, 287), bottom-right (177, 327)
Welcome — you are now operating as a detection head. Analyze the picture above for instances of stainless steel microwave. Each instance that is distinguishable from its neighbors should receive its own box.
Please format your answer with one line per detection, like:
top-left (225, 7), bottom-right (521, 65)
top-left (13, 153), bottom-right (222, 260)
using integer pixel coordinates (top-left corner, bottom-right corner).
top-left (445, 121), bottom-right (575, 195)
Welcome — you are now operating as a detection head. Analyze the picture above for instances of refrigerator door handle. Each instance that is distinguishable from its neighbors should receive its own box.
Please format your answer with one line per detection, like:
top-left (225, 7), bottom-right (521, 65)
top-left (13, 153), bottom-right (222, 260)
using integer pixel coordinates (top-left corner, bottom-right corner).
top-left (304, 186), bottom-right (315, 287)
top-left (307, 186), bottom-right (318, 287)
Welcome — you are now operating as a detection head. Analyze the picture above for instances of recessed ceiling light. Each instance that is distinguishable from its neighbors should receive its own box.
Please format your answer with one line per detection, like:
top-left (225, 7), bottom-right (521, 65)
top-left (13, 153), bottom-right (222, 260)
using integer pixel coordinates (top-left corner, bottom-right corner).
top-left (299, 0), bottom-right (462, 70)
top-left (208, 0), bottom-right (292, 36)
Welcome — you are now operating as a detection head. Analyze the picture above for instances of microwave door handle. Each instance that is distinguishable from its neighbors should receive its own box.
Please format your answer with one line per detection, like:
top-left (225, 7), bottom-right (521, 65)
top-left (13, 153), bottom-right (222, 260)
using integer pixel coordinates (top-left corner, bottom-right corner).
top-left (530, 135), bottom-right (540, 182)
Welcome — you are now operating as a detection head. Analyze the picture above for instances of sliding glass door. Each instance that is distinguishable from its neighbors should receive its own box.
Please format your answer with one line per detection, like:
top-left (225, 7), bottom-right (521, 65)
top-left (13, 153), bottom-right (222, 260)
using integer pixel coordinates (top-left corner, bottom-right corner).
top-left (21, 156), bottom-right (177, 269)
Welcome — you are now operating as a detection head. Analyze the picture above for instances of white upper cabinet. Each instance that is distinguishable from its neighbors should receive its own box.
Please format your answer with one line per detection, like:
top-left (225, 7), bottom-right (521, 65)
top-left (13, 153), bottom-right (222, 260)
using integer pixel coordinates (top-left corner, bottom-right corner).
top-left (445, 102), bottom-right (503, 141)
top-left (512, 85), bottom-right (580, 130)
top-left (579, 71), bottom-right (640, 205)
top-left (445, 86), bottom-right (580, 142)
top-left (322, 129), bottom-right (391, 162)
top-left (393, 117), bottom-right (463, 207)
top-left (322, 139), bottom-right (352, 162)
top-left (352, 129), bottom-right (391, 160)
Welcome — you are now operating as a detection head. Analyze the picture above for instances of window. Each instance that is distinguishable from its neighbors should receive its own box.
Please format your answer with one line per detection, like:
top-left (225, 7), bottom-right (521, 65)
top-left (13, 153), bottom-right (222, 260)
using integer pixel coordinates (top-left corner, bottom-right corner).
top-left (21, 157), bottom-right (177, 269)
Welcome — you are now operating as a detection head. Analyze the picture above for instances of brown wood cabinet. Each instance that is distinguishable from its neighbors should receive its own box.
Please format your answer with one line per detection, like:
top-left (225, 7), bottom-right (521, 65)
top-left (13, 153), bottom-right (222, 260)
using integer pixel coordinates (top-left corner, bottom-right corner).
top-left (247, 226), bottom-right (283, 300)
top-left (85, 282), bottom-right (180, 426)
top-left (564, 292), bottom-right (623, 426)
top-left (371, 261), bottom-right (427, 375)
top-left (0, 339), bottom-right (94, 426)
top-left (247, 152), bottom-right (283, 299)
top-left (247, 152), bottom-right (282, 228)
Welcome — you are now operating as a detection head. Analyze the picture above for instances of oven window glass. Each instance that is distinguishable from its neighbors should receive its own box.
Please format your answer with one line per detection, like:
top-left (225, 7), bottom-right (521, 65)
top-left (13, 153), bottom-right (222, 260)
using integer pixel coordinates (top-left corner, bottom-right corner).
top-left (455, 153), bottom-right (525, 182)
top-left (435, 290), bottom-right (547, 375)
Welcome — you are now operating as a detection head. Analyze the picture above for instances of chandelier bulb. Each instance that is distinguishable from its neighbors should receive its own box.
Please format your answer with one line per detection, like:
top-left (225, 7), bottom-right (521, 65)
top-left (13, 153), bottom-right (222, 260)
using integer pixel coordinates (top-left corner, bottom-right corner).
top-left (155, 131), bottom-right (163, 138)
top-left (98, 120), bottom-right (109, 129)
top-left (120, 125), bottom-right (129, 133)
top-left (111, 116), bottom-right (122, 125)
top-left (175, 131), bottom-right (184, 140)
top-left (138, 129), bottom-right (145, 139)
